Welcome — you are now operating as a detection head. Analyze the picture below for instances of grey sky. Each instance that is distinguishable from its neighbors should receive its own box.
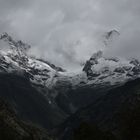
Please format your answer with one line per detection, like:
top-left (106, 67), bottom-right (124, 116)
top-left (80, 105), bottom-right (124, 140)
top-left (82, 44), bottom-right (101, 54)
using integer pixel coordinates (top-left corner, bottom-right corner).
top-left (0, 0), bottom-right (140, 71)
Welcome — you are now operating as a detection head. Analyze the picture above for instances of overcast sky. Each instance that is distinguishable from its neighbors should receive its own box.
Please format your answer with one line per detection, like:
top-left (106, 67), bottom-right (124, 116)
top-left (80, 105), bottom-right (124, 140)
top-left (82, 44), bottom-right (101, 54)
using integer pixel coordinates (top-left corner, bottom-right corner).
top-left (0, 0), bottom-right (140, 71)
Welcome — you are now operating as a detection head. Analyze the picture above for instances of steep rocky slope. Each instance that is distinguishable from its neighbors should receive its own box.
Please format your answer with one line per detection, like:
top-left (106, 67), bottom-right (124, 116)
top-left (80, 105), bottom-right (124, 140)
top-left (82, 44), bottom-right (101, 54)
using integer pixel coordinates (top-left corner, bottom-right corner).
top-left (58, 78), bottom-right (140, 140)
top-left (0, 73), bottom-right (67, 129)
top-left (0, 98), bottom-right (53, 140)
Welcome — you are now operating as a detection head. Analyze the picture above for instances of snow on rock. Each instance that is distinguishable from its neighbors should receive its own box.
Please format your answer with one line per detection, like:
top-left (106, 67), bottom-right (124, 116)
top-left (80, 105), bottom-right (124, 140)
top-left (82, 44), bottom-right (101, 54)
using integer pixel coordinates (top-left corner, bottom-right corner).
top-left (83, 51), bottom-right (140, 86)
top-left (0, 33), bottom-right (62, 89)
top-left (1, 32), bottom-right (140, 91)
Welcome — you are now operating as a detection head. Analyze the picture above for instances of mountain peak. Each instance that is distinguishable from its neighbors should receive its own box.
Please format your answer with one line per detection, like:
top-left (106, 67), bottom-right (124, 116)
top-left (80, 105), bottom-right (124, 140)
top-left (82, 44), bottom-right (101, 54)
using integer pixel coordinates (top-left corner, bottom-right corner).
top-left (0, 32), bottom-right (9, 39)
top-left (0, 32), bottom-right (31, 52)
top-left (0, 32), bottom-right (15, 44)
top-left (103, 30), bottom-right (120, 46)
top-left (105, 30), bottom-right (120, 39)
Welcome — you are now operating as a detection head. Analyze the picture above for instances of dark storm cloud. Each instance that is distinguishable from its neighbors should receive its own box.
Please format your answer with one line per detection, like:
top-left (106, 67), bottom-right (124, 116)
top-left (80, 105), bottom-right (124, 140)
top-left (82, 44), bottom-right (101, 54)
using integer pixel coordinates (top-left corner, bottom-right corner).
top-left (0, 0), bottom-right (140, 71)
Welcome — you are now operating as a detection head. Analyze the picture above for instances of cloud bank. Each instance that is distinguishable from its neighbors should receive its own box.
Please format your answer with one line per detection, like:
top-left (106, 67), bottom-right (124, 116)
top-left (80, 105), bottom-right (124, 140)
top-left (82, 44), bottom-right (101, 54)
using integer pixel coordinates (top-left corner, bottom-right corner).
top-left (0, 0), bottom-right (140, 71)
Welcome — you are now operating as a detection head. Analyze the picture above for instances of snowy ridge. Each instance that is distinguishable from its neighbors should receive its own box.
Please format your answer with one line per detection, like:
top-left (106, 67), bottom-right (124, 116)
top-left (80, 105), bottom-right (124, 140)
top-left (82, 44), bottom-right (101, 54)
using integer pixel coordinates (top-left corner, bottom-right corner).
top-left (0, 33), bottom-right (64, 89)
top-left (83, 51), bottom-right (140, 86)
top-left (1, 32), bottom-right (140, 90)
top-left (0, 32), bottom-right (87, 89)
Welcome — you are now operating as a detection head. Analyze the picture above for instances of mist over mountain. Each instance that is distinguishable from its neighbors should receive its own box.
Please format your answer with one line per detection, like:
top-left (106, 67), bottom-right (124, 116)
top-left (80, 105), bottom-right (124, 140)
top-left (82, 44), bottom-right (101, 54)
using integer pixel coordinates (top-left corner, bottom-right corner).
top-left (0, 0), bottom-right (140, 71)
top-left (0, 31), bottom-right (140, 140)
top-left (0, 0), bottom-right (140, 140)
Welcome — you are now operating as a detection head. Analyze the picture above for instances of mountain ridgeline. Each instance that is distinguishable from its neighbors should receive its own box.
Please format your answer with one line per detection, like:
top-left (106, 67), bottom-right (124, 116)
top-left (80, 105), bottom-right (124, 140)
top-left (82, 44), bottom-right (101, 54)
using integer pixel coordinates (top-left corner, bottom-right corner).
top-left (0, 32), bottom-right (140, 140)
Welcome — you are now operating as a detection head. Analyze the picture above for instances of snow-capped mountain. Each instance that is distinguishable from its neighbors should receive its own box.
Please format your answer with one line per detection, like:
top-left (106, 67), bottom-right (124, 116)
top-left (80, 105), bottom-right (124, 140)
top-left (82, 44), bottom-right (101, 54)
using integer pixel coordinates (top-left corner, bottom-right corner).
top-left (0, 33), bottom-right (84, 114)
top-left (82, 29), bottom-right (140, 86)
top-left (1, 32), bottom-right (140, 89)
top-left (0, 33), bottom-right (76, 127)
top-left (1, 32), bottom-right (140, 137)
top-left (0, 33), bottom-right (66, 88)
top-left (83, 50), bottom-right (140, 86)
